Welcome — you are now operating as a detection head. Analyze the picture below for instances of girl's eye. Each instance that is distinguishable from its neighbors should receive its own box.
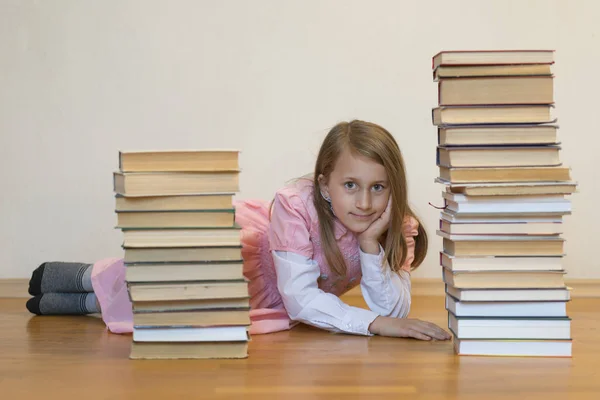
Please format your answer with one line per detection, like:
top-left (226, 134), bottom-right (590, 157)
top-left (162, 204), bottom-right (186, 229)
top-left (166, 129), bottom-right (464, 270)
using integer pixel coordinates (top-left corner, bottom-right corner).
top-left (373, 184), bottom-right (384, 192)
top-left (344, 182), bottom-right (356, 190)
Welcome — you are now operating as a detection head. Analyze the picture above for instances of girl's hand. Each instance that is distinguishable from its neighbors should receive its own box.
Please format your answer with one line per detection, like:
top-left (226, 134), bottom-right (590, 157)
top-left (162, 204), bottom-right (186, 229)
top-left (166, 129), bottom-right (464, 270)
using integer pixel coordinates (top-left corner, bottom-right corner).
top-left (368, 316), bottom-right (451, 341)
top-left (358, 198), bottom-right (392, 254)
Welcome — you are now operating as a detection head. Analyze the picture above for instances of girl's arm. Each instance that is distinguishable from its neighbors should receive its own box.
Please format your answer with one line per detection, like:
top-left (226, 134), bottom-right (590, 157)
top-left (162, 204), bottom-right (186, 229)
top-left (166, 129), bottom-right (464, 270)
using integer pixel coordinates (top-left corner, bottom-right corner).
top-left (360, 218), bottom-right (418, 318)
top-left (273, 250), bottom-right (379, 336)
top-left (359, 243), bottom-right (412, 318)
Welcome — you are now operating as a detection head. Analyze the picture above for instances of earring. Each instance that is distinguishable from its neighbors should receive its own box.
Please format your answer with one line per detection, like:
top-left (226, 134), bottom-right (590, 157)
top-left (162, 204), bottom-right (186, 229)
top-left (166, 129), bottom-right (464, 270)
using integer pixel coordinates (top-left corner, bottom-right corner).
top-left (320, 191), bottom-right (336, 216)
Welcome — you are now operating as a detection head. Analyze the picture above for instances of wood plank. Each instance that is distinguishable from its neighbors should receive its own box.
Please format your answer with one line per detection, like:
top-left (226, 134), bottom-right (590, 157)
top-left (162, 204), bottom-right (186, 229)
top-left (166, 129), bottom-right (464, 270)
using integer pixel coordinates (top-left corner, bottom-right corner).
top-left (1, 296), bottom-right (598, 399)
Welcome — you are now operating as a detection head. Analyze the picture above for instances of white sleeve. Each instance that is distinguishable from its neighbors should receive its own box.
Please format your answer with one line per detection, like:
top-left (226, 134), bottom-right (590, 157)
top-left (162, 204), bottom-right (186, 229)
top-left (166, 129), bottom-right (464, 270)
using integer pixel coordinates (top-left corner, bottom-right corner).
top-left (359, 244), bottom-right (412, 318)
top-left (273, 250), bottom-right (379, 336)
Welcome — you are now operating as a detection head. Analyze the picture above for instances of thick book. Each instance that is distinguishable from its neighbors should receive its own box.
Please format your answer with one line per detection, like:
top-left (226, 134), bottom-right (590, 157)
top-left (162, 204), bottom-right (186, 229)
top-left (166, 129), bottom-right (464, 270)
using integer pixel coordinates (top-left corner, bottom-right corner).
top-left (436, 145), bottom-right (561, 168)
top-left (125, 261), bottom-right (244, 282)
top-left (442, 268), bottom-right (566, 289)
top-left (116, 209), bottom-right (236, 229)
top-left (438, 76), bottom-right (554, 106)
top-left (432, 105), bottom-right (554, 126)
top-left (437, 124), bottom-right (558, 146)
top-left (440, 252), bottom-right (564, 272)
top-left (122, 226), bottom-right (241, 248)
top-left (442, 236), bottom-right (565, 257)
top-left (119, 150), bottom-right (239, 172)
top-left (113, 171), bottom-right (239, 197)
top-left (130, 341), bottom-right (248, 359)
top-left (128, 280), bottom-right (249, 302)
top-left (448, 312), bottom-right (571, 340)
top-left (438, 165), bottom-right (571, 184)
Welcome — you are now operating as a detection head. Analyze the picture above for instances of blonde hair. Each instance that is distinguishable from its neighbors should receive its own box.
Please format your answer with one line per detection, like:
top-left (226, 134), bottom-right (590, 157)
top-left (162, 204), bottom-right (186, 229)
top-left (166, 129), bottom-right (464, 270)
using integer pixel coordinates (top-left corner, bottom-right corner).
top-left (313, 120), bottom-right (428, 276)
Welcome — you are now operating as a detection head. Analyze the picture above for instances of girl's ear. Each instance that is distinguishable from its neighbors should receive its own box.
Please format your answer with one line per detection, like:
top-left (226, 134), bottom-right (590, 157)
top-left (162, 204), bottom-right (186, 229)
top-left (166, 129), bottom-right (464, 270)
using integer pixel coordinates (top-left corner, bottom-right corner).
top-left (317, 174), bottom-right (330, 201)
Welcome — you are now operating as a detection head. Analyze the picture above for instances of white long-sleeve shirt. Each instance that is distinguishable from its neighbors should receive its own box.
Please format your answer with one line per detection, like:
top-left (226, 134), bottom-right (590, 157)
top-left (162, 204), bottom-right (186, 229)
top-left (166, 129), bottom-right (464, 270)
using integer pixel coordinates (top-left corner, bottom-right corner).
top-left (273, 244), bottom-right (412, 336)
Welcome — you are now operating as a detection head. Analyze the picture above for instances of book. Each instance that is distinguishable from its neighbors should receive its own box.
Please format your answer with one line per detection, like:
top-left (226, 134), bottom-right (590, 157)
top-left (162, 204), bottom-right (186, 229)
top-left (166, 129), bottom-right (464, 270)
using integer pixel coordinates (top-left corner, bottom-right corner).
top-left (442, 236), bottom-right (564, 257)
top-left (119, 150), bottom-right (240, 172)
top-left (133, 326), bottom-right (249, 342)
top-left (125, 261), bottom-right (244, 282)
top-left (115, 193), bottom-right (234, 211)
top-left (439, 220), bottom-right (563, 235)
top-left (445, 294), bottom-right (567, 318)
top-left (441, 198), bottom-right (571, 216)
top-left (453, 338), bottom-right (571, 357)
top-left (123, 246), bottom-right (242, 263)
top-left (438, 76), bottom-right (554, 106)
top-left (122, 226), bottom-right (242, 248)
top-left (437, 124), bottom-right (557, 146)
top-left (445, 285), bottom-right (571, 302)
top-left (128, 281), bottom-right (250, 302)
top-left (434, 64), bottom-right (552, 80)
top-left (132, 297), bottom-right (251, 312)
top-left (113, 171), bottom-right (239, 197)
top-left (437, 145), bottom-right (561, 168)
top-left (442, 268), bottom-right (566, 289)
top-left (438, 165), bottom-right (571, 183)
top-left (130, 341), bottom-right (248, 359)
top-left (438, 180), bottom-right (577, 196)
top-left (116, 209), bottom-right (236, 229)
top-left (448, 313), bottom-right (571, 340)
top-left (440, 210), bottom-right (563, 223)
top-left (440, 252), bottom-right (564, 272)
top-left (432, 105), bottom-right (554, 125)
top-left (432, 50), bottom-right (554, 69)
top-left (133, 310), bottom-right (251, 328)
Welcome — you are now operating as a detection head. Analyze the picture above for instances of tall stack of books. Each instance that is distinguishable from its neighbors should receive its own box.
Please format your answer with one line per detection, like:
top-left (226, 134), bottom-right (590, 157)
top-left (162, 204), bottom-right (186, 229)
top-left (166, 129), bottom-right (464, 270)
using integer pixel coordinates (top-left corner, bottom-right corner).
top-left (113, 150), bottom-right (250, 359)
top-left (432, 50), bottom-right (577, 357)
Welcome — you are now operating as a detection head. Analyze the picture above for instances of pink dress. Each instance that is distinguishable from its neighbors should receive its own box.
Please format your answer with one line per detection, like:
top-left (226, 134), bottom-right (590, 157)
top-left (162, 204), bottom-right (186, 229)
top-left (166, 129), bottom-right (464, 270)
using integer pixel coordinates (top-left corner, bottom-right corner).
top-left (92, 179), bottom-right (417, 335)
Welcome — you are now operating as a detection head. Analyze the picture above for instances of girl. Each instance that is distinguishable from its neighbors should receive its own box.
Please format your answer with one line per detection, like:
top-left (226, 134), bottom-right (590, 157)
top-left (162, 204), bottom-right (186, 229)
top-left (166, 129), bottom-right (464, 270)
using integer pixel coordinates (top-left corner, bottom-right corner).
top-left (27, 120), bottom-right (450, 341)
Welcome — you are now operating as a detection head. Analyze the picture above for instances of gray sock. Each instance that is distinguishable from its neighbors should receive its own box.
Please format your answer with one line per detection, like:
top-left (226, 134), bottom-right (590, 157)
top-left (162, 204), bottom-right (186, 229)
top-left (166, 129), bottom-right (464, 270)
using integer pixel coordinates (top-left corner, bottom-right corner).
top-left (28, 262), bottom-right (93, 295)
top-left (26, 293), bottom-right (100, 315)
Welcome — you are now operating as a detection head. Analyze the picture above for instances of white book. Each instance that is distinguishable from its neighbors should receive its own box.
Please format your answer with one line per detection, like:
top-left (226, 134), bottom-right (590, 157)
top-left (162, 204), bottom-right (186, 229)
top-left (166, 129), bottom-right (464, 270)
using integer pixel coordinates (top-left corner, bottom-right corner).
top-left (448, 313), bottom-right (571, 340)
top-left (132, 326), bottom-right (249, 342)
top-left (440, 252), bottom-right (563, 272)
top-left (444, 199), bottom-right (571, 215)
top-left (454, 338), bottom-right (572, 357)
top-left (446, 294), bottom-right (567, 317)
top-left (441, 211), bottom-right (563, 224)
top-left (446, 285), bottom-right (571, 302)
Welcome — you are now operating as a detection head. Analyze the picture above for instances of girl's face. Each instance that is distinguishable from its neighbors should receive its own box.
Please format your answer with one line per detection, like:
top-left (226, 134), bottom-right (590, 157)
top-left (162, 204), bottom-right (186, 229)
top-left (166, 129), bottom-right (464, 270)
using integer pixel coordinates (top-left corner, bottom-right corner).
top-left (320, 147), bottom-right (390, 234)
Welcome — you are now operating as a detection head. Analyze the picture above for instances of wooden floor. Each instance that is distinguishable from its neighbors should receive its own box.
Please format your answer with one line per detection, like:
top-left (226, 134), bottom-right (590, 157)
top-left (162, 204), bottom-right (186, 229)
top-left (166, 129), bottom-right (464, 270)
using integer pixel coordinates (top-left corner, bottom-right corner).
top-left (2, 295), bottom-right (599, 400)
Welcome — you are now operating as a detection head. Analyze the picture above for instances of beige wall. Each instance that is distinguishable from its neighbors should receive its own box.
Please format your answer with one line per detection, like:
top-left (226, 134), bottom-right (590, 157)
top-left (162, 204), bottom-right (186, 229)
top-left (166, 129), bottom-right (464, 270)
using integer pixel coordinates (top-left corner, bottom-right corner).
top-left (1, 0), bottom-right (598, 279)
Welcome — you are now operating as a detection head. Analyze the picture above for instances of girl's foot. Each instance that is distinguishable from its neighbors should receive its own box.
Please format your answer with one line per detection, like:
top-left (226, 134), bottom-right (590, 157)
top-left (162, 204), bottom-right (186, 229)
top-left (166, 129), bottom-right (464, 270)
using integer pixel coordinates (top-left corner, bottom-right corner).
top-left (26, 293), bottom-right (100, 315)
top-left (28, 262), bottom-right (93, 295)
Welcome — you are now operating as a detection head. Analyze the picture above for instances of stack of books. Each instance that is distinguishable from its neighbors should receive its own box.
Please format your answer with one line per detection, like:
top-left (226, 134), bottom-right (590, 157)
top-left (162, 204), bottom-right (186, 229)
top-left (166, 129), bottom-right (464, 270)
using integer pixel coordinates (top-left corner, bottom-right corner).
top-left (113, 150), bottom-right (250, 359)
top-left (431, 50), bottom-right (577, 357)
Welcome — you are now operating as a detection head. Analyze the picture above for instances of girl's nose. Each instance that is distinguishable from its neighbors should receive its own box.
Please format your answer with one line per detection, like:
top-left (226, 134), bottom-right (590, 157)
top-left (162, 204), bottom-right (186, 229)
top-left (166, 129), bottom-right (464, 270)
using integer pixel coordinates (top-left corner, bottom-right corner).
top-left (356, 190), bottom-right (372, 210)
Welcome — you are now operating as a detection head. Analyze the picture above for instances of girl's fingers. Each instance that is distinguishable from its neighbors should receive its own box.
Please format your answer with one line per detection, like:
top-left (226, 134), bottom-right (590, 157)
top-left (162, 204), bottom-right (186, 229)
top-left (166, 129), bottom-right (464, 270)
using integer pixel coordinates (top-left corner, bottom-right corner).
top-left (408, 329), bottom-right (432, 341)
top-left (416, 321), bottom-right (451, 340)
